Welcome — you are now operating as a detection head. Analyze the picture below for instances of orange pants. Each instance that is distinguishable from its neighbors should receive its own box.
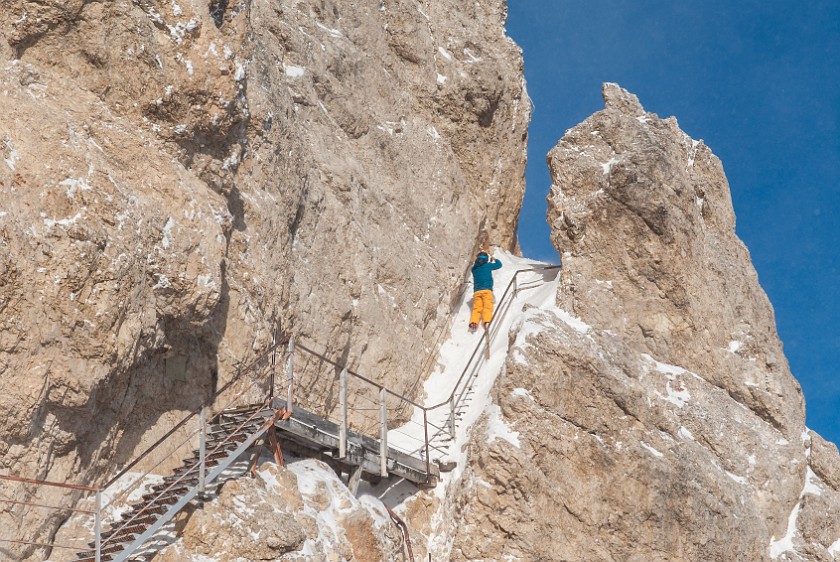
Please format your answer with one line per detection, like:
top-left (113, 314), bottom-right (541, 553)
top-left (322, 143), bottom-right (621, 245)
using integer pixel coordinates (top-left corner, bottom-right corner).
top-left (470, 290), bottom-right (494, 325)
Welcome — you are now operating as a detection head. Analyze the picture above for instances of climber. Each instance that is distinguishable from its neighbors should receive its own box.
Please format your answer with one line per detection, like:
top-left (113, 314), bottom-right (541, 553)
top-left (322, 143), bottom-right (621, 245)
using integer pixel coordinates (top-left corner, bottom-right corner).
top-left (469, 250), bottom-right (502, 332)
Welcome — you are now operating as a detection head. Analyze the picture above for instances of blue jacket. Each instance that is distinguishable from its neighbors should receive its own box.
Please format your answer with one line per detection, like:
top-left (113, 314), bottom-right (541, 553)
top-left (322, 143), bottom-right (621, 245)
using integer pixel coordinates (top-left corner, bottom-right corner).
top-left (472, 258), bottom-right (502, 292)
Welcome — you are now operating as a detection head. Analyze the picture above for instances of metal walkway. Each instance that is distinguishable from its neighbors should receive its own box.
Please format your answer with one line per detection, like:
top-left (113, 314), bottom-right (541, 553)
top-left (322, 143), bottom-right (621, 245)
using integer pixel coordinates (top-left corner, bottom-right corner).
top-left (0, 264), bottom-right (559, 562)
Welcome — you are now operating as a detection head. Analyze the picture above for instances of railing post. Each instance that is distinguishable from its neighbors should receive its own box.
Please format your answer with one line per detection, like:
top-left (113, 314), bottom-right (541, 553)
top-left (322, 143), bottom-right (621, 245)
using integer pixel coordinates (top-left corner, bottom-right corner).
top-left (379, 388), bottom-right (388, 477)
top-left (339, 367), bottom-right (348, 459)
top-left (286, 335), bottom-right (295, 414)
top-left (449, 397), bottom-right (456, 441)
top-left (269, 327), bottom-right (277, 400)
top-left (198, 406), bottom-right (207, 495)
top-left (94, 490), bottom-right (102, 562)
top-left (423, 408), bottom-right (431, 480)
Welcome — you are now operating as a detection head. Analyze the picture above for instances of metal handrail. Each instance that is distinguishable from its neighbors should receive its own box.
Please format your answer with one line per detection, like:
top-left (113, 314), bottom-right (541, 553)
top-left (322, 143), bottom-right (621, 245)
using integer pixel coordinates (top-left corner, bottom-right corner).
top-left (0, 497), bottom-right (97, 515)
top-left (100, 344), bottom-right (283, 514)
top-left (291, 264), bottom-right (560, 417)
top-left (104, 338), bottom-right (287, 489)
top-left (426, 265), bottom-right (561, 411)
top-left (295, 342), bottom-right (427, 411)
top-left (0, 474), bottom-right (99, 492)
top-left (100, 399), bottom-right (272, 550)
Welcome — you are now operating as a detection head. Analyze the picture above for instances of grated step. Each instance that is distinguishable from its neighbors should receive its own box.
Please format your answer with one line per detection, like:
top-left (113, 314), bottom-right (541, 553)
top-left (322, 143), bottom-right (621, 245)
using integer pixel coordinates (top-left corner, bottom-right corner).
top-left (140, 487), bottom-right (187, 503)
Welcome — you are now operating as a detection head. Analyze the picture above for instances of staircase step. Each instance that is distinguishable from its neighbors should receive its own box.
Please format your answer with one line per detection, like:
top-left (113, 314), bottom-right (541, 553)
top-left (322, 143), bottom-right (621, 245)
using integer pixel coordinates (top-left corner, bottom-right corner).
top-left (120, 502), bottom-right (169, 519)
top-left (140, 487), bottom-right (187, 502)
top-left (150, 483), bottom-right (189, 494)
top-left (162, 472), bottom-right (199, 485)
top-left (91, 515), bottom-right (157, 547)
top-left (212, 421), bottom-right (260, 432)
top-left (76, 553), bottom-right (115, 562)
top-left (210, 421), bottom-right (263, 435)
top-left (76, 544), bottom-right (123, 560)
top-left (102, 519), bottom-right (154, 539)
top-left (191, 439), bottom-right (243, 456)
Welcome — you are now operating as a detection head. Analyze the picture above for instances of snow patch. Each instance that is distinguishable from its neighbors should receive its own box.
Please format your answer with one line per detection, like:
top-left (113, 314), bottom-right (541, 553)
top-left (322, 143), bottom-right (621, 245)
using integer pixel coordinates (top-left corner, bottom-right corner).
top-left (436, 73), bottom-right (447, 85)
top-left (512, 387), bottom-right (533, 400)
top-left (728, 340), bottom-right (742, 353)
top-left (678, 426), bottom-right (694, 441)
top-left (316, 22), bottom-right (342, 38)
top-left (153, 275), bottom-right (171, 289)
top-left (654, 381), bottom-right (690, 409)
top-left (437, 46), bottom-right (453, 61)
top-left (641, 442), bottom-right (664, 458)
top-left (284, 64), bottom-right (305, 78)
top-left (60, 177), bottom-right (93, 199)
top-left (485, 404), bottom-right (520, 448)
top-left (234, 62), bottom-right (246, 81)
top-left (161, 217), bottom-right (175, 250)
top-left (166, 18), bottom-right (199, 44)
top-left (4, 139), bottom-right (19, 170)
top-left (550, 307), bottom-right (591, 334)
top-left (726, 470), bottom-right (747, 485)
top-left (43, 211), bottom-right (84, 229)
top-left (601, 157), bottom-right (619, 175)
top-left (463, 47), bottom-right (482, 63)
top-left (687, 138), bottom-right (701, 167)
top-left (770, 500), bottom-right (800, 558)
top-left (804, 467), bottom-right (822, 497)
top-left (769, 467), bottom-right (823, 558)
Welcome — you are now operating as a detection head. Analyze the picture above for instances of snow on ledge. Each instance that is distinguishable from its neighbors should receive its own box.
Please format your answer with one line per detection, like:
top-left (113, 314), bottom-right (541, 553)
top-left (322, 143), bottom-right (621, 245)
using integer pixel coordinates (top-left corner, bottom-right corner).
top-left (640, 441), bottom-right (664, 458)
top-left (512, 387), bottom-right (534, 400)
top-left (485, 404), bottom-right (520, 448)
top-left (284, 64), bottom-right (305, 78)
top-left (769, 467), bottom-right (824, 558)
top-left (828, 537), bottom-right (840, 556)
top-left (549, 307), bottom-right (591, 334)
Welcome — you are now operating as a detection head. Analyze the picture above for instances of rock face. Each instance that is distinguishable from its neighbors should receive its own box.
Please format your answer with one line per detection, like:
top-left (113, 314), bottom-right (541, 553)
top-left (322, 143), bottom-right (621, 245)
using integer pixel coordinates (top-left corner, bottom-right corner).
top-left (447, 85), bottom-right (840, 561)
top-left (155, 461), bottom-right (406, 562)
top-left (0, 0), bottom-right (528, 558)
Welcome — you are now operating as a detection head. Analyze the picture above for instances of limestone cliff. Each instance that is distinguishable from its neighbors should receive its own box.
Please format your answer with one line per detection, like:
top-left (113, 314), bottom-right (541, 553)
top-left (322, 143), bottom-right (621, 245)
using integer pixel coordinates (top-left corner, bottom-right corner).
top-left (446, 84), bottom-right (840, 561)
top-left (0, 0), bottom-right (528, 558)
top-left (4, 0), bottom-right (839, 559)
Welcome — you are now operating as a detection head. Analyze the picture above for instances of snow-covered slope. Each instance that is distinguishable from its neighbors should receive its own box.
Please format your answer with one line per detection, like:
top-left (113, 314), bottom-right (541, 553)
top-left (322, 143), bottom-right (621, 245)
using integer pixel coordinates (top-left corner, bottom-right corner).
top-left (375, 249), bottom-right (561, 558)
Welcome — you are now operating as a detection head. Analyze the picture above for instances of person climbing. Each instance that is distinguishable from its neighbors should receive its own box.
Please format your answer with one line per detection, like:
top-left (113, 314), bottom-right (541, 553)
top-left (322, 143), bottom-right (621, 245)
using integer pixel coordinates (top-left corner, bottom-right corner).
top-left (469, 250), bottom-right (502, 332)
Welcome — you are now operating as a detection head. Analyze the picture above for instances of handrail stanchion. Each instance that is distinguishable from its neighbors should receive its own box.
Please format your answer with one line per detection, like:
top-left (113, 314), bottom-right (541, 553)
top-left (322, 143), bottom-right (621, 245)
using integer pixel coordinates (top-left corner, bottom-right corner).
top-left (286, 335), bottom-right (295, 414)
top-left (94, 490), bottom-right (102, 562)
top-left (423, 408), bottom-right (431, 481)
top-left (198, 406), bottom-right (207, 495)
top-left (269, 327), bottom-right (277, 400)
top-left (339, 368), bottom-right (348, 459)
top-left (449, 397), bottom-right (456, 440)
top-left (379, 388), bottom-right (388, 477)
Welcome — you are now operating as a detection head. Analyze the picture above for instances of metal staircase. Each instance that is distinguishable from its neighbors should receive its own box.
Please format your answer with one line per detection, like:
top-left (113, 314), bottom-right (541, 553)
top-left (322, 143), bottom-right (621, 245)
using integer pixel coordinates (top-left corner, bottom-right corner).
top-left (75, 404), bottom-right (278, 562)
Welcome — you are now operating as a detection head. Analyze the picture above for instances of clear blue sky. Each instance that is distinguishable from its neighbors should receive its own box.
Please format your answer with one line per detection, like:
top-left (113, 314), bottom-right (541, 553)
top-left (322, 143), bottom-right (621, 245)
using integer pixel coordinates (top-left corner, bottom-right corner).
top-left (507, 1), bottom-right (840, 445)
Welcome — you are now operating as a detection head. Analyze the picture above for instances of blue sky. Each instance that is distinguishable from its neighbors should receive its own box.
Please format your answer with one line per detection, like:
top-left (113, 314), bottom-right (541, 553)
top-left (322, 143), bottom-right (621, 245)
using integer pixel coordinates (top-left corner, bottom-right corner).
top-left (507, 1), bottom-right (840, 444)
